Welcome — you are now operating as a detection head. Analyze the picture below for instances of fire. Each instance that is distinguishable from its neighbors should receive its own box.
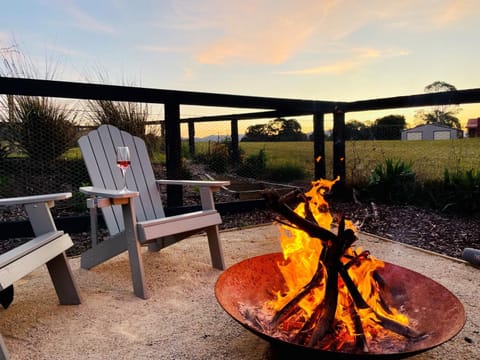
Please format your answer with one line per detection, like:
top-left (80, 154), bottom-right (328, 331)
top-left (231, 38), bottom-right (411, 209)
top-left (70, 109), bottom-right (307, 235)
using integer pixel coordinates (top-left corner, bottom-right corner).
top-left (267, 178), bottom-right (410, 349)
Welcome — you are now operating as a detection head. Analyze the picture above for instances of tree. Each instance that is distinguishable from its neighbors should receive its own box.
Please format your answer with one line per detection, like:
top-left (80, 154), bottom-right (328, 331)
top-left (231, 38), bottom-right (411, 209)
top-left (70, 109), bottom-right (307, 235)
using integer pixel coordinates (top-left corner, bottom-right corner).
top-left (415, 81), bottom-right (461, 129)
top-left (371, 115), bottom-right (407, 140)
top-left (242, 124), bottom-right (269, 141)
top-left (242, 118), bottom-right (306, 141)
top-left (345, 120), bottom-right (372, 140)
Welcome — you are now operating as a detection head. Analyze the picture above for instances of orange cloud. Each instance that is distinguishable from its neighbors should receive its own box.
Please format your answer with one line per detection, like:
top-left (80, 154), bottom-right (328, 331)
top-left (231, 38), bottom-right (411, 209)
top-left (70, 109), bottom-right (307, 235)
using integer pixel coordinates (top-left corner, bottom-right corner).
top-left (434, 0), bottom-right (476, 26)
top-left (278, 59), bottom-right (360, 75)
top-left (193, 0), bottom-right (330, 65)
top-left (279, 47), bottom-right (409, 75)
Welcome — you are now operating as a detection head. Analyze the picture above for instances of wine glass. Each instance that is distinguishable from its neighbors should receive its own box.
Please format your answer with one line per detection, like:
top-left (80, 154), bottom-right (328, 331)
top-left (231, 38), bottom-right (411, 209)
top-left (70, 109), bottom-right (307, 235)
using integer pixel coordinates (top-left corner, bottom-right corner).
top-left (116, 146), bottom-right (131, 192)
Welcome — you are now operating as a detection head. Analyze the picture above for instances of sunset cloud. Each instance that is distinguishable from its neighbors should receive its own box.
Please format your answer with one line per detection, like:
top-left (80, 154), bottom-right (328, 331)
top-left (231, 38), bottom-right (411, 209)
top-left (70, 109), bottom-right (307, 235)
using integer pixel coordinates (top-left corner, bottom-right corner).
top-left (138, 45), bottom-right (189, 53)
top-left (433, 0), bottom-right (476, 26)
top-left (171, 0), bottom-right (333, 65)
top-left (59, 0), bottom-right (116, 34)
top-left (279, 47), bottom-right (410, 75)
top-left (173, 0), bottom-right (467, 66)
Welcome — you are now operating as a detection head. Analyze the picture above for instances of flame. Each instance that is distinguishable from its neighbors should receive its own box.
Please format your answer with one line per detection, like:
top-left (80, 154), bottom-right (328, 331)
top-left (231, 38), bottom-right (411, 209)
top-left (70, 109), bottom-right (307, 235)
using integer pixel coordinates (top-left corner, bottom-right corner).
top-left (268, 178), bottom-right (409, 348)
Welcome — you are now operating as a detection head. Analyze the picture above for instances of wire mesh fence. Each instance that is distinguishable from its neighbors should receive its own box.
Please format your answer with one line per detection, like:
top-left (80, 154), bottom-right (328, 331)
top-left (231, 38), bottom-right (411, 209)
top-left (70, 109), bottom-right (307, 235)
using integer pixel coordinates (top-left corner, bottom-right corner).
top-left (1, 94), bottom-right (478, 217)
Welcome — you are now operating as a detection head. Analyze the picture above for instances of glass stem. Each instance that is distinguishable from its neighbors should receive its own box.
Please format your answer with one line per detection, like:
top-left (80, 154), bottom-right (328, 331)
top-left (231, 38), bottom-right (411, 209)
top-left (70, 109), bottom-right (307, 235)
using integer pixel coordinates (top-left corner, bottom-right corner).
top-left (122, 169), bottom-right (127, 191)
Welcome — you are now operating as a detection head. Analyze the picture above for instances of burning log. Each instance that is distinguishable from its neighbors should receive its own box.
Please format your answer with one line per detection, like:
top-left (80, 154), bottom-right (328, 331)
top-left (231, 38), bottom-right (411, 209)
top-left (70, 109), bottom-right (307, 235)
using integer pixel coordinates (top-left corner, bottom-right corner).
top-left (258, 180), bottom-right (423, 351)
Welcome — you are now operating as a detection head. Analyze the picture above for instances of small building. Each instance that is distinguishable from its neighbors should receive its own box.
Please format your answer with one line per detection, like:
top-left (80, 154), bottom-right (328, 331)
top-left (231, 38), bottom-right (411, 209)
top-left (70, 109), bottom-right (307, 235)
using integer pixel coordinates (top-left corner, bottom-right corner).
top-left (465, 118), bottom-right (480, 138)
top-left (401, 124), bottom-right (463, 141)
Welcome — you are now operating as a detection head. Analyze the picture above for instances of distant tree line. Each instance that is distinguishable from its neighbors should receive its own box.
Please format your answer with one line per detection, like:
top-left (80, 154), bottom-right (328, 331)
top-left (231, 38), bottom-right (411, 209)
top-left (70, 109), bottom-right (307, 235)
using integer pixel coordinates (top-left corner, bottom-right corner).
top-left (242, 118), bottom-right (307, 142)
top-left (238, 81), bottom-right (462, 143)
top-left (340, 115), bottom-right (407, 140)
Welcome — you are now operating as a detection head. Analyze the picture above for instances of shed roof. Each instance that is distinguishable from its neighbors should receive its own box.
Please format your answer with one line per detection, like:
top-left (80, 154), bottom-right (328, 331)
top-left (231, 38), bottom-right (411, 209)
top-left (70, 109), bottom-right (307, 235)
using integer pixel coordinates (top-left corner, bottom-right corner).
top-left (466, 118), bottom-right (480, 128)
top-left (402, 123), bottom-right (461, 132)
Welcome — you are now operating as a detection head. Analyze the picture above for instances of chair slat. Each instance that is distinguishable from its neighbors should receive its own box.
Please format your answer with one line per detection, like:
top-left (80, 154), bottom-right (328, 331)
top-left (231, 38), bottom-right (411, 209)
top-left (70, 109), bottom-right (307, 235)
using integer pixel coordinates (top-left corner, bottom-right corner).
top-left (79, 130), bottom-right (123, 235)
top-left (131, 134), bottom-right (165, 219)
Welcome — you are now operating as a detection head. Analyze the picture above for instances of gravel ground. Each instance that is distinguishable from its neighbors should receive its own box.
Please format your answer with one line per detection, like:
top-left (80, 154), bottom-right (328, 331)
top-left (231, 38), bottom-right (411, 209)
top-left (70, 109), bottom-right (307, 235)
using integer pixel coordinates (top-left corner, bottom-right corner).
top-left (331, 201), bottom-right (480, 259)
top-left (63, 199), bottom-right (480, 260)
top-left (1, 225), bottom-right (478, 360)
top-left (1, 180), bottom-right (479, 260)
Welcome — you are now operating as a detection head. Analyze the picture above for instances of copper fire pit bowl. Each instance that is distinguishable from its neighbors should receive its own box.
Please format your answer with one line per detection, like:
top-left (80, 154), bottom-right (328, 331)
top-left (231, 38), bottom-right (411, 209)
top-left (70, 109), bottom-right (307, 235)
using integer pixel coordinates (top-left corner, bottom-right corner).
top-left (215, 253), bottom-right (465, 359)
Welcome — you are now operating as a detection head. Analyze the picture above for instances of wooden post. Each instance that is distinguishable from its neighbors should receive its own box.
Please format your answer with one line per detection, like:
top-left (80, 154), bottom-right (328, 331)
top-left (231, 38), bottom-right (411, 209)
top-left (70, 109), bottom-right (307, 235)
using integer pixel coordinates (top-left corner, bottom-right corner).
top-left (230, 117), bottom-right (240, 164)
top-left (333, 108), bottom-right (346, 189)
top-left (313, 112), bottom-right (326, 180)
top-left (164, 102), bottom-right (183, 207)
top-left (7, 95), bottom-right (14, 121)
top-left (188, 120), bottom-right (195, 157)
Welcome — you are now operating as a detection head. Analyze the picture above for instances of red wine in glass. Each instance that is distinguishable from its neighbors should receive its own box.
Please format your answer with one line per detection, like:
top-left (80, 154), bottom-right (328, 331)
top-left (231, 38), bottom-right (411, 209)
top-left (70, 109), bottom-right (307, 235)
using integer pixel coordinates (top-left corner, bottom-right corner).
top-left (116, 160), bottom-right (131, 171)
top-left (116, 146), bottom-right (131, 191)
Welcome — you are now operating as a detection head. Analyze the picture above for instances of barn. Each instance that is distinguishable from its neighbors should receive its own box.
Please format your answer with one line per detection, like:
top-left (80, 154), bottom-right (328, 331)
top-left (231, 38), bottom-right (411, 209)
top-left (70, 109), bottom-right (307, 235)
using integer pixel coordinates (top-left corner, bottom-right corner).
top-left (466, 118), bottom-right (480, 137)
top-left (401, 124), bottom-right (463, 140)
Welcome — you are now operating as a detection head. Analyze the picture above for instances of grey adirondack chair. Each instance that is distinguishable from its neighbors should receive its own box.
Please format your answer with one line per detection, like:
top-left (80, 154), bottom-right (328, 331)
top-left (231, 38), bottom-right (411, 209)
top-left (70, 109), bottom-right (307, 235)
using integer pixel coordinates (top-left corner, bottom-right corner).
top-left (0, 193), bottom-right (82, 359)
top-left (78, 125), bottom-right (230, 299)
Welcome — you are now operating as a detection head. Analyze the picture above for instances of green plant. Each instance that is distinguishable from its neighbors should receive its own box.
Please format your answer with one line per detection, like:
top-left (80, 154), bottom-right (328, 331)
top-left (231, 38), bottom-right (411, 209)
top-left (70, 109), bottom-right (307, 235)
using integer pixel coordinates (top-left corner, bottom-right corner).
top-left (441, 168), bottom-right (480, 214)
top-left (87, 99), bottom-right (148, 138)
top-left (265, 163), bottom-right (306, 182)
top-left (144, 132), bottom-right (165, 156)
top-left (367, 158), bottom-right (416, 203)
top-left (0, 143), bottom-right (10, 160)
top-left (236, 149), bottom-right (267, 178)
top-left (194, 141), bottom-right (232, 173)
top-left (5, 96), bottom-right (78, 162)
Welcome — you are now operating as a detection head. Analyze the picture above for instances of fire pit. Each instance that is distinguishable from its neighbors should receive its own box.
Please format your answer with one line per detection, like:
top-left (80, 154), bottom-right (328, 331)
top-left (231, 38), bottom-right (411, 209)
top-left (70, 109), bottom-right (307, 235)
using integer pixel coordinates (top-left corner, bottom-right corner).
top-left (215, 253), bottom-right (465, 358)
top-left (215, 179), bottom-right (465, 358)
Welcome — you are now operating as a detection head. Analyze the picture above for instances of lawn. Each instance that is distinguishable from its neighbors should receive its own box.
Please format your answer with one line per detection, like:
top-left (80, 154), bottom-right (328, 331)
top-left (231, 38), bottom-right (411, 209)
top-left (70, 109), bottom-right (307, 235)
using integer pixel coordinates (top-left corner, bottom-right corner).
top-left (219, 138), bottom-right (480, 185)
top-left (67, 138), bottom-right (480, 186)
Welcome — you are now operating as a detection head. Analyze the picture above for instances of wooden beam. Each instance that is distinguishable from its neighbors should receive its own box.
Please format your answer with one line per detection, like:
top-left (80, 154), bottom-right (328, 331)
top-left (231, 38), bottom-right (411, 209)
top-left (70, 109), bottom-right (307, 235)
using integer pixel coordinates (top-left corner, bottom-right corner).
top-left (345, 88), bottom-right (480, 112)
top-left (333, 110), bottom-right (346, 187)
top-left (188, 120), bottom-right (195, 157)
top-left (313, 112), bottom-right (326, 180)
top-left (181, 109), bottom-right (315, 123)
top-left (164, 102), bottom-right (183, 207)
top-left (0, 77), bottom-right (337, 113)
top-left (230, 118), bottom-right (240, 164)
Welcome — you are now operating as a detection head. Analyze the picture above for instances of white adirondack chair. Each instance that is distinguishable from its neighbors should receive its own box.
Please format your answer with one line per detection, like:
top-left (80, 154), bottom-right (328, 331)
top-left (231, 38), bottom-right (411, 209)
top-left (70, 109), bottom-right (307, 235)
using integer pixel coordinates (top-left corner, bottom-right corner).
top-left (0, 193), bottom-right (82, 360)
top-left (78, 125), bottom-right (230, 299)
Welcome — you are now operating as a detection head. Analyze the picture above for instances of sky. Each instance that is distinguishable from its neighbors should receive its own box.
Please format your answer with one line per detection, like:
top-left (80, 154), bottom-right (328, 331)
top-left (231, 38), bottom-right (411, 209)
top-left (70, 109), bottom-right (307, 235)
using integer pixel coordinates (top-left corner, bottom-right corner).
top-left (1, 0), bottom-right (480, 136)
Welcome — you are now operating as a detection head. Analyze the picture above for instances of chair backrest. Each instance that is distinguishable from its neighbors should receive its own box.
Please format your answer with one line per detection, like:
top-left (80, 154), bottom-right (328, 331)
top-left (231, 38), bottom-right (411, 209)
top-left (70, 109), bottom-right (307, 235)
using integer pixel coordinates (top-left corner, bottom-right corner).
top-left (78, 125), bottom-right (165, 236)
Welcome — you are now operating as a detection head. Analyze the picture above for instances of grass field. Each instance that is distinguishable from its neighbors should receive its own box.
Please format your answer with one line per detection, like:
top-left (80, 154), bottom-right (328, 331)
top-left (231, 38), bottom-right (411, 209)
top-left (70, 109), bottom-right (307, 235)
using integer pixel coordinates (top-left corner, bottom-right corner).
top-left (196, 138), bottom-right (480, 185)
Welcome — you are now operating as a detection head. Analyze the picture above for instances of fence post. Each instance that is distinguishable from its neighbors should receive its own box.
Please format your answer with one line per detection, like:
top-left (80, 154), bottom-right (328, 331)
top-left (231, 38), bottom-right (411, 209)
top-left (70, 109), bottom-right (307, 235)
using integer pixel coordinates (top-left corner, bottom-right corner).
top-left (230, 117), bottom-right (240, 164)
top-left (188, 120), bottom-right (195, 157)
top-left (313, 112), bottom-right (326, 180)
top-left (333, 108), bottom-right (346, 189)
top-left (164, 102), bottom-right (183, 207)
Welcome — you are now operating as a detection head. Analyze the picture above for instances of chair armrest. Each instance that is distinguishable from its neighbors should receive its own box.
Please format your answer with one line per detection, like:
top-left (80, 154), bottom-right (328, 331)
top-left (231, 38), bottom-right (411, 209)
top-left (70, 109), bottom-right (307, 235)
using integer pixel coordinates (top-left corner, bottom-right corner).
top-left (0, 192), bottom-right (72, 206)
top-left (156, 180), bottom-right (230, 191)
top-left (79, 186), bottom-right (139, 199)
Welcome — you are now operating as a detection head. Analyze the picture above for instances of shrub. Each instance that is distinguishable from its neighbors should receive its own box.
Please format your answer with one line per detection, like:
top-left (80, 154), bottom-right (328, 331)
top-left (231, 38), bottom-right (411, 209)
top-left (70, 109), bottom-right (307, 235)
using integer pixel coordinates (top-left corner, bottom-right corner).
top-left (236, 149), bottom-right (267, 178)
top-left (87, 99), bottom-right (148, 138)
top-left (193, 141), bottom-right (233, 173)
top-left (367, 158), bottom-right (416, 203)
top-left (144, 132), bottom-right (165, 156)
top-left (5, 96), bottom-right (78, 162)
top-left (440, 169), bottom-right (480, 214)
top-left (265, 163), bottom-right (306, 182)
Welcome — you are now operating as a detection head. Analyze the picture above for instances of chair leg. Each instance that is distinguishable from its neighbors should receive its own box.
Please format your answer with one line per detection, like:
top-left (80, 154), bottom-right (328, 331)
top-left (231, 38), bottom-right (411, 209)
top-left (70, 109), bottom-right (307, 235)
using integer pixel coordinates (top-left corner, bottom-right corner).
top-left (147, 242), bottom-right (162, 252)
top-left (0, 334), bottom-right (9, 360)
top-left (206, 225), bottom-right (225, 270)
top-left (121, 201), bottom-right (149, 299)
top-left (46, 253), bottom-right (82, 305)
